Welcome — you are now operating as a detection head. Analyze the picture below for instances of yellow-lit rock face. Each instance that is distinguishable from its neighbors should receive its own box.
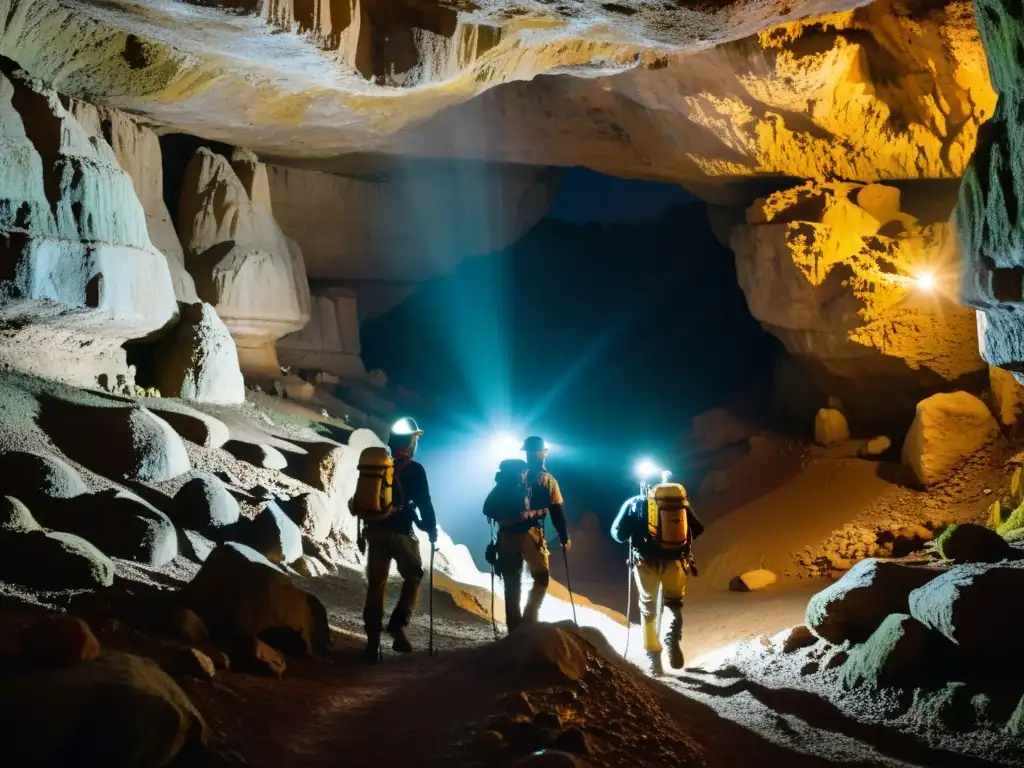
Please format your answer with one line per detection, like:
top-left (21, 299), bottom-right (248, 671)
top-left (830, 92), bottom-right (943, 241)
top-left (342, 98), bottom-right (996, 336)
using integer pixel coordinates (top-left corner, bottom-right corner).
top-left (0, 0), bottom-right (996, 190)
top-left (729, 181), bottom-right (985, 429)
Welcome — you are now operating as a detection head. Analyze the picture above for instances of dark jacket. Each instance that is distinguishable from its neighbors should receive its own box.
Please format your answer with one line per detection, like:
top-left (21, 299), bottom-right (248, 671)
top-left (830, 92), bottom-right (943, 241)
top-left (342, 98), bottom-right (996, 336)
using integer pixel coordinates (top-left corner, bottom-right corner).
top-left (485, 467), bottom-right (568, 544)
top-left (371, 457), bottom-right (437, 538)
top-left (610, 493), bottom-right (705, 562)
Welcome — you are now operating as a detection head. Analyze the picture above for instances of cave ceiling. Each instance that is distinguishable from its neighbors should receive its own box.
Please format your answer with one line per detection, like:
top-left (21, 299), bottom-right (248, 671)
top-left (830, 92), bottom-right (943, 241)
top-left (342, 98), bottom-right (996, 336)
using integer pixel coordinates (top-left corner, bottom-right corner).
top-left (0, 0), bottom-right (996, 200)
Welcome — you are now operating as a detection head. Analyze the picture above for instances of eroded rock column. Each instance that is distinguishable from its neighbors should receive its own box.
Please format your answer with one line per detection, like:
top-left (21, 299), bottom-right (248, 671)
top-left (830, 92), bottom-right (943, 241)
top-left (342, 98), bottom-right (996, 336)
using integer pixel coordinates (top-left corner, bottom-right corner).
top-left (177, 147), bottom-right (311, 378)
top-left (956, 0), bottom-right (1024, 382)
top-left (277, 289), bottom-right (366, 380)
top-left (0, 57), bottom-right (178, 387)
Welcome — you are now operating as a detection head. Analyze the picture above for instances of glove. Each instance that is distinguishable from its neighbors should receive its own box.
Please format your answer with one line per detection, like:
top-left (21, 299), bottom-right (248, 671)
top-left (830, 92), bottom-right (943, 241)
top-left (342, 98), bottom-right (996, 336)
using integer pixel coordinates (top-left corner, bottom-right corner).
top-left (561, 538), bottom-right (572, 552)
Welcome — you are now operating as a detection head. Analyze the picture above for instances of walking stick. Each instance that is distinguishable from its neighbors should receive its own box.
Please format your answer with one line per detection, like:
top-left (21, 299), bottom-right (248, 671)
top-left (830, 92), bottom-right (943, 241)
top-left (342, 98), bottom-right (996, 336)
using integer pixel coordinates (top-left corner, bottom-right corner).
top-left (562, 547), bottom-right (578, 627)
top-left (623, 543), bottom-right (633, 659)
top-left (428, 544), bottom-right (436, 656)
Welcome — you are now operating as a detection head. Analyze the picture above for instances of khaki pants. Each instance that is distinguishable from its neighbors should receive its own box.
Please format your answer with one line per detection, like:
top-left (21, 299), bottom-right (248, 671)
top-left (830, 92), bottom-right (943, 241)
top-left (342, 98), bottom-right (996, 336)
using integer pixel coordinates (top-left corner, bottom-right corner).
top-left (497, 527), bottom-right (550, 632)
top-left (363, 525), bottom-right (424, 635)
top-left (634, 558), bottom-right (686, 653)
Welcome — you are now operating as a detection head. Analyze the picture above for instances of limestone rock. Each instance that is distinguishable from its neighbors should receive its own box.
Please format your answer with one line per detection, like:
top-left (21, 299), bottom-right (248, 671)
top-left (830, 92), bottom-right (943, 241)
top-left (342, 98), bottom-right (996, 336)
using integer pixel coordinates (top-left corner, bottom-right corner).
top-left (734, 182), bottom-right (984, 432)
top-left (43, 401), bottom-right (190, 483)
top-left (936, 523), bottom-right (1018, 564)
top-left (68, 100), bottom-right (197, 304)
top-left (168, 608), bottom-right (210, 645)
top-left (292, 554), bottom-right (330, 578)
top-left (989, 366), bottom-right (1024, 427)
top-left (0, 650), bottom-right (208, 766)
top-left (182, 542), bottom-right (330, 655)
top-left (40, 489), bottom-right (178, 568)
top-left (0, 495), bottom-right (40, 532)
top-left (172, 474), bottom-right (241, 531)
top-left (232, 502), bottom-right (303, 564)
top-left (781, 625), bottom-right (818, 654)
top-left (901, 392), bottom-right (1000, 486)
top-left (691, 409), bottom-right (752, 452)
top-left (281, 374), bottom-right (315, 401)
top-left (858, 436), bottom-right (891, 457)
top-left (155, 302), bottom-right (245, 404)
top-left (235, 637), bottom-right (287, 678)
top-left (147, 405), bottom-right (230, 449)
top-left (805, 559), bottom-right (942, 644)
top-left (19, 616), bottom-right (101, 668)
top-left (283, 491), bottom-right (334, 542)
top-left (278, 291), bottom-right (366, 379)
top-left (814, 408), bottom-right (849, 446)
top-left (0, 451), bottom-right (89, 509)
top-left (170, 647), bottom-right (216, 681)
top-left (729, 569), bottom-right (777, 592)
top-left (0, 58), bottom-right (177, 387)
top-left (223, 440), bottom-right (288, 471)
top-left (486, 623), bottom-right (593, 682)
top-left (297, 441), bottom-right (346, 495)
top-left (909, 562), bottom-right (1024, 657)
top-left (177, 147), bottom-right (310, 377)
top-left (0, 529), bottom-right (114, 589)
top-left (839, 613), bottom-right (937, 690)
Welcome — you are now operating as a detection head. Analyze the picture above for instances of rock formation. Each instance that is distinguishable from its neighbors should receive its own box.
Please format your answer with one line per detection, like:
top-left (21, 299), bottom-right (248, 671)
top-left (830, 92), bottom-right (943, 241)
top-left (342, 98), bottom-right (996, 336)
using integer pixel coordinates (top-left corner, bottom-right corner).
top-left (277, 290), bottom-right (366, 380)
top-left (955, 0), bottom-right (1024, 385)
top-left (155, 302), bottom-right (246, 404)
top-left (68, 100), bottom-right (198, 304)
top-left (177, 148), bottom-right (311, 377)
top-left (0, 57), bottom-right (177, 387)
top-left (728, 181), bottom-right (985, 432)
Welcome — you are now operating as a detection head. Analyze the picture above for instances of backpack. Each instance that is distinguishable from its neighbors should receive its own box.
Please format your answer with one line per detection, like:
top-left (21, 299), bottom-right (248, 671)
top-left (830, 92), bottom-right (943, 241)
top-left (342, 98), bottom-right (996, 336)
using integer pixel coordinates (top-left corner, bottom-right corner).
top-left (646, 482), bottom-right (690, 551)
top-left (484, 459), bottom-right (530, 524)
top-left (350, 446), bottom-right (398, 522)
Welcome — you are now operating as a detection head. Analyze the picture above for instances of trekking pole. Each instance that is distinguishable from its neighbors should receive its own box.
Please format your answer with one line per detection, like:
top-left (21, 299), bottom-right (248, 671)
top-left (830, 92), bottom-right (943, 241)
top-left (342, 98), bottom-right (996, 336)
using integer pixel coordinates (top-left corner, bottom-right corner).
top-left (562, 547), bottom-right (578, 627)
top-left (623, 542), bottom-right (632, 659)
top-left (428, 545), bottom-right (436, 656)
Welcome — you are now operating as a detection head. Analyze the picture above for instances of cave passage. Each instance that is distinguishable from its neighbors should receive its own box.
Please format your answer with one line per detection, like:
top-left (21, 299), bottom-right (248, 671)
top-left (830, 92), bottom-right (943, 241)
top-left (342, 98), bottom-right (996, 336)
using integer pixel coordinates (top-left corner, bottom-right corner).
top-left (362, 167), bottom-right (780, 560)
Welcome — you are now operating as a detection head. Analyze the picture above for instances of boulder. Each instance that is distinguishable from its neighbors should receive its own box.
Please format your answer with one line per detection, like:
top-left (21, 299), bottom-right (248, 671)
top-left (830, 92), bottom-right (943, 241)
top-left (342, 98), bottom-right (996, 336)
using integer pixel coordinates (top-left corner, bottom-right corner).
top-left (936, 522), bottom-right (1019, 563)
top-left (0, 651), bottom-right (208, 766)
top-left (155, 302), bottom-right (245, 405)
top-left (729, 569), bottom-right (777, 592)
top-left (177, 147), bottom-right (310, 377)
top-left (232, 502), bottom-right (302, 564)
top-left (901, 392), bottom-right (999, 486)
top-left (147, 405), bottom-right (230, 449)
top-left (0, 60), bottom-right (178, 388)
top-left (43, 401), bottom-right (191, 483)
top-left (485, 623), bottom-right (593, 683)
top-left (691, 409), bottom-right (752, 452)
top-left (781, 625), bottom-right (818, 654)
top-left (181, 542), bottom-right (330, 655)
top-left (292, 554), bottom-right (330, 578)
top-left (296, 441), bottom-right (346, 494)
top-left (989, 365), bottom-right (1024, 427)
top-left (858, 436), bottom-right (892, 457)
top-left (909, 562), bottom-right (1024, 657)
top-left (0, 495), bottom-right (40, 532)
top-left (19, 616), bottom-right (101, 668)
top-left (235, 637), bottom-right (287, 678)
top-left (40, 489), bottom-right (178, 568)
top-left (168, 608), bottom-right (210, 645)
top-left (170, 648), bottom-right (217, 681)
top-left (0, 529), bottom-right (114, 589)
top-left (223, 440), bottom-right (288, 471)
top-left (805, 558), bottom-right (942, 644)
top-left (814, 408), bottom-right (849, 446)
top-left (839, 613), bottom-right (937, 690)
top-left (0, 451), bottom-right (89, 509)
top-left (172, 474), bottom-right (241, 531)
top-left (283, 491), bottom-right (335, 542)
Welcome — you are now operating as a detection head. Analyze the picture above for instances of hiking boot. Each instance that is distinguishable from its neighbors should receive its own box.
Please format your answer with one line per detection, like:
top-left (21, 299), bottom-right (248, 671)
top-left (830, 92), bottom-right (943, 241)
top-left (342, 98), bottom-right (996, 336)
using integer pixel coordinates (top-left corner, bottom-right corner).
top-left (390, 626), bottom-right (413, 653)
top-left (665, 605), bottom-right (685, 670)
top-left (643, 651), bottom-right (664, 677)
top-left (667, 642), bottom-right (685, 670)
top-left (363, 634), bottom-right (383, 663)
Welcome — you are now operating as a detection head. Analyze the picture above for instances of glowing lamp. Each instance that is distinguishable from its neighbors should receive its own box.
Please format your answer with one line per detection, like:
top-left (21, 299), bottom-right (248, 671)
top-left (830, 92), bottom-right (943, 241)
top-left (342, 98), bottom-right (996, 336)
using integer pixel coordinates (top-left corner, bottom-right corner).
top-left (915, 272), bottom-right (936, 292)
top-left (490, 433), bottom-right (521, 458)
top-left (635, 459), bottom-right (658, 479)
top-left (660, 469), bottom-right (672, 484)
top-left (391, 417), bottom-right (422, 436)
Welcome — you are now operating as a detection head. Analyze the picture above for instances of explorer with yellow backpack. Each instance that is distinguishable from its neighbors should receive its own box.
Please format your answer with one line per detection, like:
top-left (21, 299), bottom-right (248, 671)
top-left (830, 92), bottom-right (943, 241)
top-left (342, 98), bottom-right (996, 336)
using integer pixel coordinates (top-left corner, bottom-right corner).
top-left (610, 469), bottom-right (704, 676)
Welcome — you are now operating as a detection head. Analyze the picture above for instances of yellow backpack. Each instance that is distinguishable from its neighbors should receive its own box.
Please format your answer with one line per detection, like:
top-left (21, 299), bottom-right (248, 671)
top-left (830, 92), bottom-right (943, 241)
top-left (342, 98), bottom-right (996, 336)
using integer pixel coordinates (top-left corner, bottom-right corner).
top-left (350, 446), bottom-right (396, 522)
top-left (646, 482), bottom-right (690, 550)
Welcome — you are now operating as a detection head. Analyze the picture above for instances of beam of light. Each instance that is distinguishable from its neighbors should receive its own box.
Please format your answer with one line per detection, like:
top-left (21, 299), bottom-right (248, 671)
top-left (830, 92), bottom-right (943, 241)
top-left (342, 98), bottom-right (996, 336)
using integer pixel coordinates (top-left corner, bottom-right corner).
top-left (915, 271), bottom-right (936, 292)
top-left (635, 458), bottom-right (659, 479)
top-left (489, 432), bottom-right (522, 459)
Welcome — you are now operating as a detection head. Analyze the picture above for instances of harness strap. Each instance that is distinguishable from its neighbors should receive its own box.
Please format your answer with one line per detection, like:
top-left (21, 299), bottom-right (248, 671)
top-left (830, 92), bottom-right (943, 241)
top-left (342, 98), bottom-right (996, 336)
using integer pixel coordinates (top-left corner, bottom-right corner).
top-left (497, 507), bottom-right (549, 528)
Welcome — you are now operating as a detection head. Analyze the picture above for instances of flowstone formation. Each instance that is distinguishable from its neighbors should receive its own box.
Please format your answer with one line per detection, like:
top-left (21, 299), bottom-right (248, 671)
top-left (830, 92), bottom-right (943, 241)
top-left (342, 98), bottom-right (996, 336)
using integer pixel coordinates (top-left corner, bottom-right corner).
top-left (726, 181), bottom-right (984, 431)
top-left (956, 0), bottom-right (1024, 383)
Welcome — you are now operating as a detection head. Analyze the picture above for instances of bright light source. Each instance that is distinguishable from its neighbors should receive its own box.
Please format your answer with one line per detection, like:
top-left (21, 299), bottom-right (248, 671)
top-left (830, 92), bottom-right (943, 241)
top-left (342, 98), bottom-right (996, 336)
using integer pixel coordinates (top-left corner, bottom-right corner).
top-left (635, 459), bottom-right (658, 479)
top-left (660, 469), bottom-right (672, 483)
top-left (490, 433), bottom-right (521, 458)
top-left (916, 272), bottom-right (936, 292)
top-left (391, 417), bottom-right (421, 435)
